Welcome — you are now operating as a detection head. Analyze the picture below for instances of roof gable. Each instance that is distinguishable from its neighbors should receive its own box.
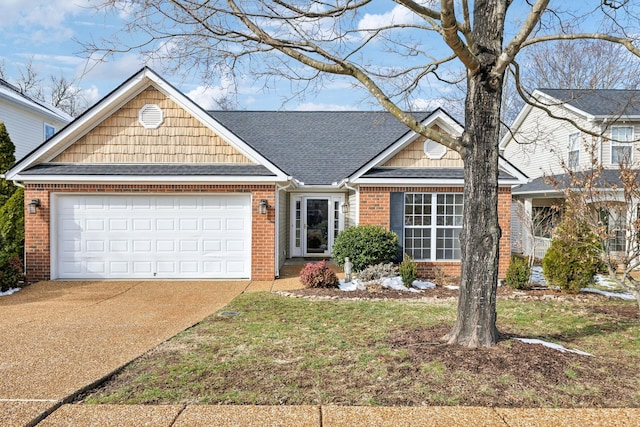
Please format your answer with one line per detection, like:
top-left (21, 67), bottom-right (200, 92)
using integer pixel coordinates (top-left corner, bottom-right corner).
top-left (6, 68), bottom-right (287, 182)
top-left (51, 86), bottom-right (252, 164)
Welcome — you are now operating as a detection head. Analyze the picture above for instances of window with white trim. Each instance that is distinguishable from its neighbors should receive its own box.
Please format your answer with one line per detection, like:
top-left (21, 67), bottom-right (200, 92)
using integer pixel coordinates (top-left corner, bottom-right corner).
top-left (404, 193), bottom-right (463, 260)
top-left (611, 125), bottom-right (633, 165)
top-left (568, 132), bottom-right (580, 170)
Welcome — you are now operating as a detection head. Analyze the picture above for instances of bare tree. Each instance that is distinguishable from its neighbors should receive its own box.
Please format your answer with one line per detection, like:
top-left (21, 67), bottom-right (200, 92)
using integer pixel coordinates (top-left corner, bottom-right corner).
top-left (86, 1), bottom-right (640, 346)
top-left (1, 59), bottom-right (88, 117)
top-left (547, 142), bottom-right (640, 310)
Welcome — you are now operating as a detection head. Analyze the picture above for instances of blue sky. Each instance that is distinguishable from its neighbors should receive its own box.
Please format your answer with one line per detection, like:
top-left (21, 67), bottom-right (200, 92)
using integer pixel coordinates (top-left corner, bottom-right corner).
top-left (2, 0), bottom-right (438, 111)
top-left (0, 1), bottom-right (605, 113)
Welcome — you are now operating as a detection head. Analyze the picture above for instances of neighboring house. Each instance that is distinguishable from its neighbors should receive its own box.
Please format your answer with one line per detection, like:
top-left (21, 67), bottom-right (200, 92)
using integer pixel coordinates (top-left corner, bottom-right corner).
top-left (501, 88), bottom-right (640, 258)
top-left (0, 78), bottom-right (73, 161)
top-left (6, 68), bottom-right (526, 282)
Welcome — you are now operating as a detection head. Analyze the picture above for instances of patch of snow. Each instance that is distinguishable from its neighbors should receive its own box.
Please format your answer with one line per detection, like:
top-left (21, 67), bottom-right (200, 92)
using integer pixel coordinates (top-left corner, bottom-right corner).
top-left (0, 287), bottom-right (21, 297)
top-left (514, 338), bottom-right (593, 356)
top-left (381, 276), bottom-right (409, 291)
top-left (530, 266), bottom-right (546, 284)
top-left (594, 274), bottom-right (617, 289)
top-left (338, 279), bottom-right (365, 291)
top-left (412, 280), bottom-right (437, 290)
top-left (580, 288), bottom-right (636, 300)
top-left (444, 285), bottom-right (459, 290)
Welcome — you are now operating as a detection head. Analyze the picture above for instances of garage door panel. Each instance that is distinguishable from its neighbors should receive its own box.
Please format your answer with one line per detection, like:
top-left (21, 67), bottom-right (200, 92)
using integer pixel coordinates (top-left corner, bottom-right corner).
top-left (55, 194), bottom-right (251, 279)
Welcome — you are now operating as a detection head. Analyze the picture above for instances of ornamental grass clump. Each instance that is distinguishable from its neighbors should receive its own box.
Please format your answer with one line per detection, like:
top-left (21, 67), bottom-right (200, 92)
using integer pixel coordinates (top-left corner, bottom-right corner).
top-left (355, 262), bottom-right (399, 282)
top-left (299, 260), bottom-right (339, 288)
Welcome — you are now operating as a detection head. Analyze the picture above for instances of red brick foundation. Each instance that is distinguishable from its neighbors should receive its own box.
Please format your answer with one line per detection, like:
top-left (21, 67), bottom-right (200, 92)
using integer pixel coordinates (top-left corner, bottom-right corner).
top-left (24, 183), bottom-right (276, 282)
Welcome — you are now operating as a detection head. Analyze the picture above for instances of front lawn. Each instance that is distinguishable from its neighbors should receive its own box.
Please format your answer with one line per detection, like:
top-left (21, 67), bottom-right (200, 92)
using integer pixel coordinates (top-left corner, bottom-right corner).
top-left (82, 292), bottom-right (639, 407)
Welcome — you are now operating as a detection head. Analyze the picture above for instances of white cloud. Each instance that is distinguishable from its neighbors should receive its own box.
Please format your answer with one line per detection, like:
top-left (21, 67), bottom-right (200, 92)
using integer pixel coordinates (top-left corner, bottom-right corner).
top-left (358, 5), bottom-right (418, 31)
top-left (295, 102), bottom-right (357, 111)
top-left (80, 85), bottom-right (101, 106)
top-left (0, 0), bottom-right (101, 30)
top-left (186, 85), bottom-right (234, 110)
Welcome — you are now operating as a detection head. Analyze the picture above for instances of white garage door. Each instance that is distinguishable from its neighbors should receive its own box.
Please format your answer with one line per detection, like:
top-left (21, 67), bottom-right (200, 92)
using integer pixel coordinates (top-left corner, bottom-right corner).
top-left (53, 194), bottom-right (252, 279)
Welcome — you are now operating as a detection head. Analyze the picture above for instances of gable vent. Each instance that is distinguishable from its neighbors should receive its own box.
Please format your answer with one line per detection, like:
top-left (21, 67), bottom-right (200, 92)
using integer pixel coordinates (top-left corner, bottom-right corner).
top-left (424, 139), bottom-right (447, 160)
top-left (138, 104), bottom-right (164, 129)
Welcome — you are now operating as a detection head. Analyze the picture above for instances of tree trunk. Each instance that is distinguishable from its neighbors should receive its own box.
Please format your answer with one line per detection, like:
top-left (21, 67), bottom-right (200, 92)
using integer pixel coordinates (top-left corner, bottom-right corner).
top-left (444, 0), bottom-right (506, 347)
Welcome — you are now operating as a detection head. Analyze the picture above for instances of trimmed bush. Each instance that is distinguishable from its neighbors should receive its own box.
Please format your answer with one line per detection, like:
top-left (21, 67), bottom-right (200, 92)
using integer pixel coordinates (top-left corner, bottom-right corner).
top-left (355, 262), bottom-right (399, 282)
top-left (299, 260), bottom-right (339, 288)
top-left (0, 188), bottom-right (24, 263)
top-left (0, 256), bottom-right (22, 292)
top-left (505, 255), bottom-right (531, 289)
top-left (332, 225), bottom-right (399, 272)
top-left (542, 214), bottom-right (603, 293)
top-left (399, 254), bottom-right (417, 287)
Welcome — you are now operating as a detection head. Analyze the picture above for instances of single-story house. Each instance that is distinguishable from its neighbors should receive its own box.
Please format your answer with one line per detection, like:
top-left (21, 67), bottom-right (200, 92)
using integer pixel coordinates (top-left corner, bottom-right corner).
top-left (5, 68), bottom-right (526, 281)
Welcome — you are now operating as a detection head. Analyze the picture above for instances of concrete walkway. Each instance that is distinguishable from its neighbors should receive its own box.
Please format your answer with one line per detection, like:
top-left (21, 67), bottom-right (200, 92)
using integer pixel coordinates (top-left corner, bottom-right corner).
top-left (0, 280), bottom-right (247, 426)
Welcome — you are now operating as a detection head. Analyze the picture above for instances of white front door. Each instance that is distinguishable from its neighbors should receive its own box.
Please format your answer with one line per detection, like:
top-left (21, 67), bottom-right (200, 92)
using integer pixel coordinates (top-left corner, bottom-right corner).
top-left (52, 194), bottom-right (252, 279)
top-left (290, 194), bottom-right (344, 257)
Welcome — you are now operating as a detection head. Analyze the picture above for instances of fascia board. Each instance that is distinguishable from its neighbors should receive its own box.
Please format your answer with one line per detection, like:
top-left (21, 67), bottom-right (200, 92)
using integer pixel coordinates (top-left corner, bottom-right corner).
top-left (12, 174), bottom-right (283, 184)
top-left (0, 88), bottom-right (72, 123)
top-left (348, 110), bottom-right (463, 182)
top-left (499, 103), bottom-right (533, 150)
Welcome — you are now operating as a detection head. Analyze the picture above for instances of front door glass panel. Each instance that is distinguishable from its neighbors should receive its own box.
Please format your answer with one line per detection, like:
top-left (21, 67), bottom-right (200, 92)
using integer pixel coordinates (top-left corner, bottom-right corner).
top-left (306, 199), bottom-right (329, 254)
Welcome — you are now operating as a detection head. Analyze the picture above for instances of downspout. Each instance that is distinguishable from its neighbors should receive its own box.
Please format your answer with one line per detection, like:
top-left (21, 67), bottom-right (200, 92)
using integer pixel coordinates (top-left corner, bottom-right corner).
top-left (274, 178), bottom-right (296, 278)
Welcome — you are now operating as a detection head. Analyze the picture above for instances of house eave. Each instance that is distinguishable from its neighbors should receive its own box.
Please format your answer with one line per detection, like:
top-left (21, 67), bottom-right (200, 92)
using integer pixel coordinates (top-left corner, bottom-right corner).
top-left (11, 174), bottom-right (284, 184)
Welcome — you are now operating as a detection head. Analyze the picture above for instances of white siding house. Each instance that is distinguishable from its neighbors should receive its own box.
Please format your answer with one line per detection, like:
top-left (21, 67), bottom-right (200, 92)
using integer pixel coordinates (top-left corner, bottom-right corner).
top-left (501, 89), bottom-right (640, 258)
top-left (0, 79), bottom-right (72, 161)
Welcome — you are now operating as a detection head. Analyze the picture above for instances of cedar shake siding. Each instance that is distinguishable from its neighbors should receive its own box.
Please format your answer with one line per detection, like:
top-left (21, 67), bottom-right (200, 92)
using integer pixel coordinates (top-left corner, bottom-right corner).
top-left (51, 86), bottom-right (252, 164)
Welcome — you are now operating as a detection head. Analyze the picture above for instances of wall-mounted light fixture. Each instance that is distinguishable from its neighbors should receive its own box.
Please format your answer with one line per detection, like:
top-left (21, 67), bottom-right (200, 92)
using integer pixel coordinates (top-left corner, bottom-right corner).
top-left (258, 199), bottom-right (269, 215)
top-left (341, 202), bottom-right (349, 214)
top-left (28, 199), bottom-right (41, 214)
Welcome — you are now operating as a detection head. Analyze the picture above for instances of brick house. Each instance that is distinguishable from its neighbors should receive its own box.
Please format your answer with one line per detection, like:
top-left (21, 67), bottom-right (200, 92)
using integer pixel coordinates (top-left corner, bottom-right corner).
top-left (5, 68), bottom-right (526, 282)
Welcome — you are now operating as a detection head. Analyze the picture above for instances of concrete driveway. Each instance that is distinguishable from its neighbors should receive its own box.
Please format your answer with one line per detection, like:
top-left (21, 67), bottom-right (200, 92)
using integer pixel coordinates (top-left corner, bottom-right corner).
top-left (0, 280), bottom-right (247, 426)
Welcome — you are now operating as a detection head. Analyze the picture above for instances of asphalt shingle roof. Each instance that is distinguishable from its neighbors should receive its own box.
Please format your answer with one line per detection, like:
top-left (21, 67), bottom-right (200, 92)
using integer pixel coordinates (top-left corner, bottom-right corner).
top-left (21, 163), bottom-right (275, 176)
top-left (209, 111), bottom-right (431, 185)
top-left (537, 89), bottom-right (640, 117)
top-left (363, 167), bottom-right (517, 181)
top-left (513, 169), bottom-right (638, 195)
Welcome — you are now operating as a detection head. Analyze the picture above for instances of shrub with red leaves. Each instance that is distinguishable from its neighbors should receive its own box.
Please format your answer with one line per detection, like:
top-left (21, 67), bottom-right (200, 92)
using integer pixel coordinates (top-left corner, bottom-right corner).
top-left (299, 260), bottom-right (339, 288)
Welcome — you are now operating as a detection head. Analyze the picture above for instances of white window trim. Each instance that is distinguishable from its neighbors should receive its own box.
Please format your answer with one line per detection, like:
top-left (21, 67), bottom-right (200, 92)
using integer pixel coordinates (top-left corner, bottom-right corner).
top-left (568, 132), bottom-right (580, 170)
top-left (404, 192), bottom-right (463, 261)
top-left (610, 125), bottom-right (634, 165)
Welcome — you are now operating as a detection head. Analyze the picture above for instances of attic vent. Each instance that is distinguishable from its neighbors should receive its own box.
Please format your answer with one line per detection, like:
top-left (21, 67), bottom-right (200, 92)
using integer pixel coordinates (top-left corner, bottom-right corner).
top-left (424, 139), bottom-right (447, 160)
top-left (138, 104), bottom-right (164, 129)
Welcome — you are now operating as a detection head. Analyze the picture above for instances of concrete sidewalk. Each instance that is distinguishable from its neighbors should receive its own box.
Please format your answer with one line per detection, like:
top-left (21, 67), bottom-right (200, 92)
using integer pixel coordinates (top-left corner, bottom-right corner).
top-left (37, 404), bottom-right (640, 426)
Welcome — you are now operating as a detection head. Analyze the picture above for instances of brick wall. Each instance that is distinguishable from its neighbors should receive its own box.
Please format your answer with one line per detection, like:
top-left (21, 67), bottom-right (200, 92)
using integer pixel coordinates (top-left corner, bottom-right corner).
top-left (359, 186), bottom-right (511, 280)
top-left (23, 183), bottom-right (276, 282)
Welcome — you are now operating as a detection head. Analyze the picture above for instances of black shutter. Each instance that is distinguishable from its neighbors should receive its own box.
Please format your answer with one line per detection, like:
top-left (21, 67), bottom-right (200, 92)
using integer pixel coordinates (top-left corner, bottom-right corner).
top-left (389, 192), bottom-right (404, 262)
